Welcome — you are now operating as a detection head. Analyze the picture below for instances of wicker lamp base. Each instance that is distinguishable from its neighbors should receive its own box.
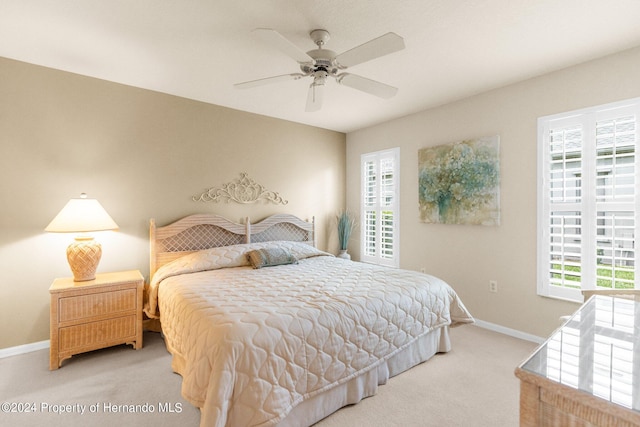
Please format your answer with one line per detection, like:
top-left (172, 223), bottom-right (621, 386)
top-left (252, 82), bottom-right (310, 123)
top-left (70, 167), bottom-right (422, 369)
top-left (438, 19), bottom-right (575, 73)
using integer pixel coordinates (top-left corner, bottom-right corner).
top-left (66, 236), bottom-right (102, 282)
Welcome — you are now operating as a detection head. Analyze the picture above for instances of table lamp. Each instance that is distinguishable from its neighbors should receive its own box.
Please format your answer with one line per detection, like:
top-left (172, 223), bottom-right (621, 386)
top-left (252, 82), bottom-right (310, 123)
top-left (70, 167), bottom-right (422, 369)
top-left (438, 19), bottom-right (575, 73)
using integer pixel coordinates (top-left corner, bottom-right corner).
top-left (45, 193), bottom-right (119, 281)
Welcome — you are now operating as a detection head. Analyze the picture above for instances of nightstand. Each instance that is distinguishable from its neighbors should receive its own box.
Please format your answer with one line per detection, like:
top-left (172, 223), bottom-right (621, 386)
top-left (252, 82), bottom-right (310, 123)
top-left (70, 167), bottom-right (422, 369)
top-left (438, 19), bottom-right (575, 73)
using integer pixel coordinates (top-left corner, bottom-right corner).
top-left (49, 270), bottom-right (144, 370)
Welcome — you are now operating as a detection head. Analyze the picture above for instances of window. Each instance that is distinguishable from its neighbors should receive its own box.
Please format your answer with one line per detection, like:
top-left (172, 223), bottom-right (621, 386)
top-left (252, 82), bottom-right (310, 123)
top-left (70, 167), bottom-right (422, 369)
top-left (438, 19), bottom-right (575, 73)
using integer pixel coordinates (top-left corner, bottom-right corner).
top-left (538, 98), bottom-right (640, 302)
top-left (361, 148), bottom-right (399, 267)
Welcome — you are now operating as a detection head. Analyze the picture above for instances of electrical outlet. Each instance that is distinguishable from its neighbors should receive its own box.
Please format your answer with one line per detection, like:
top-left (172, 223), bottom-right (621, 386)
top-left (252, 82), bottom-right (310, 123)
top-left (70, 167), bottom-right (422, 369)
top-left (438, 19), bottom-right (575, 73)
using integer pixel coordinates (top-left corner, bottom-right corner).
top-left (420, 267), bottom-right (426, 273)
top-left (489, 280), bottom-right (498, 293)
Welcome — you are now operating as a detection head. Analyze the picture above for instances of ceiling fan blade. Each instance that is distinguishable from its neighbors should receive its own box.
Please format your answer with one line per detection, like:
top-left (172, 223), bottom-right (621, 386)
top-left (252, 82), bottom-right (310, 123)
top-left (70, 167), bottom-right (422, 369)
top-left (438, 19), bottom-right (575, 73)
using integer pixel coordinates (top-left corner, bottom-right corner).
top-left (305, 82), bottom-right (324, 112)
top-left (337, 73), bottom-right (398, 99)
top-left (335, 32), bottom-right (405, 68)
top-left (234, 73), bottom-right (304, 89)
top-left (252, 28), bottom-right (314, 64)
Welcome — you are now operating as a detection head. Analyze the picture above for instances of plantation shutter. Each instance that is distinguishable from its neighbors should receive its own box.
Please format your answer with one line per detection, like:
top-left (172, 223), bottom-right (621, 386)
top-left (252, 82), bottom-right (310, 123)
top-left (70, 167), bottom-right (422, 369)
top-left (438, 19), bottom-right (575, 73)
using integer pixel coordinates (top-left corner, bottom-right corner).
top-left (594, 114), bottom-right (636, 290)
top-left (544, 117), bottom-right (585, 301)
top-left (363, 157), bottom-right (378, 259)
top-left (538, 99), bottom-right (640, 301)
top-left (361, 148), bottom-right (399, 267)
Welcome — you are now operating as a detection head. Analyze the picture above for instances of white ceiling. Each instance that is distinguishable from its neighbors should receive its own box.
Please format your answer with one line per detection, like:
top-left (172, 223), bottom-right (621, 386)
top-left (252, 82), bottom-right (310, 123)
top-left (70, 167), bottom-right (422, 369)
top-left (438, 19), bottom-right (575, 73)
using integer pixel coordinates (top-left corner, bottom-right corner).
top-left (2, 0), bottom-right (640, 133)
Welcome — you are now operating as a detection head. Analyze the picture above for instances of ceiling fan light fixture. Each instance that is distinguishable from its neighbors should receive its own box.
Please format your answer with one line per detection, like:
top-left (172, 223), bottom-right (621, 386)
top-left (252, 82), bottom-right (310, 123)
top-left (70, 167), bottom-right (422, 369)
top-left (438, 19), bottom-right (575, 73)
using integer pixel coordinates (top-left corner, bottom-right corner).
top-left (313, 69), bottom-right (328, 84)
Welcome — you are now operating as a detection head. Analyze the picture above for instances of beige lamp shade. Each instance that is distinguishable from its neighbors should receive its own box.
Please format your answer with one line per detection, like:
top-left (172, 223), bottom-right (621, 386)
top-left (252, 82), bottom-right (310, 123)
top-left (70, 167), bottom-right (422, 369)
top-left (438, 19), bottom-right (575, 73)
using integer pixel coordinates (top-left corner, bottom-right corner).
top-left (46, 194), bottom-right (119, 281)
top-left (45, 194), bottom-right (119, 233)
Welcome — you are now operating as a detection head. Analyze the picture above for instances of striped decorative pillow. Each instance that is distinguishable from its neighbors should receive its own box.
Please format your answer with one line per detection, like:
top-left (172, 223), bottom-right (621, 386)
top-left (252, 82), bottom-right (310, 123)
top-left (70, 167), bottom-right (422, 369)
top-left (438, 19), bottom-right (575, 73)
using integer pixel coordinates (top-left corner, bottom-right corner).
top-left (246, 247), bottom-right (298, 269)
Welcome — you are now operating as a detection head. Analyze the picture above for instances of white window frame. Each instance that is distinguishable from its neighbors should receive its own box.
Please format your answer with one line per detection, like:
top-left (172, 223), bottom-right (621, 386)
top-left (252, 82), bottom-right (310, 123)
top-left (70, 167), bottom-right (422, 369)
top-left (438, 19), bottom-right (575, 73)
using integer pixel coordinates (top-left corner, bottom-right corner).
top-left (360, 148), bottom-right (400, 268)
top-left (537, 97), bottom-right (640, 302)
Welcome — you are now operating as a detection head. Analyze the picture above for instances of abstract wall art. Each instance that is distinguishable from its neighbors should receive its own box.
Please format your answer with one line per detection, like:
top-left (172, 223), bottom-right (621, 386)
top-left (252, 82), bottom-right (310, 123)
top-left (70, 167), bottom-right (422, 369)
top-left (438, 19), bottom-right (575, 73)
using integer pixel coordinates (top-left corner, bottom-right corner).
top-left (418, 135), bottom-right (500, 226)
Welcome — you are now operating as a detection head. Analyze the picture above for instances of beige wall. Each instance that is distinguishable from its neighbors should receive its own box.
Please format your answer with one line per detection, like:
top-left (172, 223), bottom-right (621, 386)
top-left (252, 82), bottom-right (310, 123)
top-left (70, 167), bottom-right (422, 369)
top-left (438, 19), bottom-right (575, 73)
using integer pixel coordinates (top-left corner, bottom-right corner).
top-left (4, 44), bottom-right (640, 349)
top-left (346, 46), bottom-right (640, 339)
top-left (0, 57), bottom-right (346, 349)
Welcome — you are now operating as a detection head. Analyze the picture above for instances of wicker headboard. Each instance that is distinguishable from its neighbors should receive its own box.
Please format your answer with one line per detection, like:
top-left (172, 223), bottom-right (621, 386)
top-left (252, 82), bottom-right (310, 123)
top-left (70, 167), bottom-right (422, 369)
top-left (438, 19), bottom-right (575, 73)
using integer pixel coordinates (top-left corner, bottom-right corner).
top-left (150, 213), bottom-right (315, 279)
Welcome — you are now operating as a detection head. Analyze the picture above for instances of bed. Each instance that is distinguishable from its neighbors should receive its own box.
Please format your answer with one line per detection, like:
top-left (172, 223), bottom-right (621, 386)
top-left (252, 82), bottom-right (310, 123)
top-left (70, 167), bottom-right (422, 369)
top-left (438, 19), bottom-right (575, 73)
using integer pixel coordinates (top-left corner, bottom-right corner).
top-left (145, 213), bottom-right (474, 427)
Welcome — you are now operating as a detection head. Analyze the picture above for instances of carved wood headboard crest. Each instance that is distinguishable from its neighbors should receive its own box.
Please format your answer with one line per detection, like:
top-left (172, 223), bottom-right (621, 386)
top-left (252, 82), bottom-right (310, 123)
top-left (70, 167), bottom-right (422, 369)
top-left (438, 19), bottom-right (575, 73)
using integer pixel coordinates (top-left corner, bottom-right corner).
top-left (192, 172), bottom-right (288, 205)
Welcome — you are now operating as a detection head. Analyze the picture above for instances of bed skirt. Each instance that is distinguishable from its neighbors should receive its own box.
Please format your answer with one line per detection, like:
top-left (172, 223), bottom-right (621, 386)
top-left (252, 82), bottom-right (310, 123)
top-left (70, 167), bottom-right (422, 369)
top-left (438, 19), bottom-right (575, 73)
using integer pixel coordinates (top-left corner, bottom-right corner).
top-left (276, 325), bottom-right (451, 427)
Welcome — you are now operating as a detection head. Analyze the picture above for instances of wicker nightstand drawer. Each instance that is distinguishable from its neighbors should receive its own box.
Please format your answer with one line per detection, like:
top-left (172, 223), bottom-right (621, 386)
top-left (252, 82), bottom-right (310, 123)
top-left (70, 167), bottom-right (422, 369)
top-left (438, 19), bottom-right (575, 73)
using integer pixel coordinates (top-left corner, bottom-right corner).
top-left (59, 289), bottom-right (137, 322)
top-left (49, 270), bottom-right (144, 370)
top-left (58, 316), bottom-right (137, 352)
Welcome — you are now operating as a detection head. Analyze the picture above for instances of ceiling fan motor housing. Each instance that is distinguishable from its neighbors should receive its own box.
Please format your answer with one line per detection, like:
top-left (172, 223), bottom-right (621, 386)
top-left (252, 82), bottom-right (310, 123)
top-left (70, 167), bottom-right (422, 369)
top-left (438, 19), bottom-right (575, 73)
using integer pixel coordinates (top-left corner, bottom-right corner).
top-left (301, 49), bottom-right (339, 76)
top-left (301, 29), bottom-right (340, 77)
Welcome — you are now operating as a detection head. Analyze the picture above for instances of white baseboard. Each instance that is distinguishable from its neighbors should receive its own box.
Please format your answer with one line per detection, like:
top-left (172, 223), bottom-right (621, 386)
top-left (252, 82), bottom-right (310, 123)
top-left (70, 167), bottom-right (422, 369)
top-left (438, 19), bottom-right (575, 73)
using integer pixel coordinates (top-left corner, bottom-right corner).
top-left (1, 320), bottom-right (543, 359)
top-left (0, 340), bottom-right (49, 359)
top-left (473, 319), bottom-right (545, 344)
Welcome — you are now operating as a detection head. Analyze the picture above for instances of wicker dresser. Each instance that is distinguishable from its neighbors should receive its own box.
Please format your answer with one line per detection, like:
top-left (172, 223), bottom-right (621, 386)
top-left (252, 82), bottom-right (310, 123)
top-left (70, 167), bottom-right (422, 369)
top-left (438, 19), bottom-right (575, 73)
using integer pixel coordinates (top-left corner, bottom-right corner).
top-left (515, 295), bottom-right (640, 426)
top-left (49, 270), bottom-right (144, 370)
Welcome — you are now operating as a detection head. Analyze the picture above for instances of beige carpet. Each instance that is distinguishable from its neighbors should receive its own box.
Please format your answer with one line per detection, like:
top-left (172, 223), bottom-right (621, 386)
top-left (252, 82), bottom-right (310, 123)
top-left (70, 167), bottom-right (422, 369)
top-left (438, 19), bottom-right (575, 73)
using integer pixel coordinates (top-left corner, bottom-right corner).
top-left (0, 325), bottom-right (536, 427)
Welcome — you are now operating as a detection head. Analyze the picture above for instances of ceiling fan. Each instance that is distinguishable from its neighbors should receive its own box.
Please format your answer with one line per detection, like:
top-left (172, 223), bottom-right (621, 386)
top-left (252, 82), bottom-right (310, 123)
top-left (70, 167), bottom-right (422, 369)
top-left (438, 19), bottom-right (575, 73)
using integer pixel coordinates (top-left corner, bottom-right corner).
top-left (234, 28), bottom-right (405, 112)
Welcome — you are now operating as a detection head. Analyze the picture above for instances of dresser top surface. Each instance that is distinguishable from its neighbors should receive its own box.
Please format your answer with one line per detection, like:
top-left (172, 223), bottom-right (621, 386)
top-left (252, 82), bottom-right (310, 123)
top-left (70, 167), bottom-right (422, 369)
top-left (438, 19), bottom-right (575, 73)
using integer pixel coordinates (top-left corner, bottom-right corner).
top-left (520, 295), bottom-right (640, 412)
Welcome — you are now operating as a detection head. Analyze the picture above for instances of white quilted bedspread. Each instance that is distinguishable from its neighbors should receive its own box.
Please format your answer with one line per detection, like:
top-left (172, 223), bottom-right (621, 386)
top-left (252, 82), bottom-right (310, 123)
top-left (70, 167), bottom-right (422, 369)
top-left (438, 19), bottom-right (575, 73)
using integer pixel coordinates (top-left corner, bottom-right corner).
top-left (146, 242), bottom-right (473, 427)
